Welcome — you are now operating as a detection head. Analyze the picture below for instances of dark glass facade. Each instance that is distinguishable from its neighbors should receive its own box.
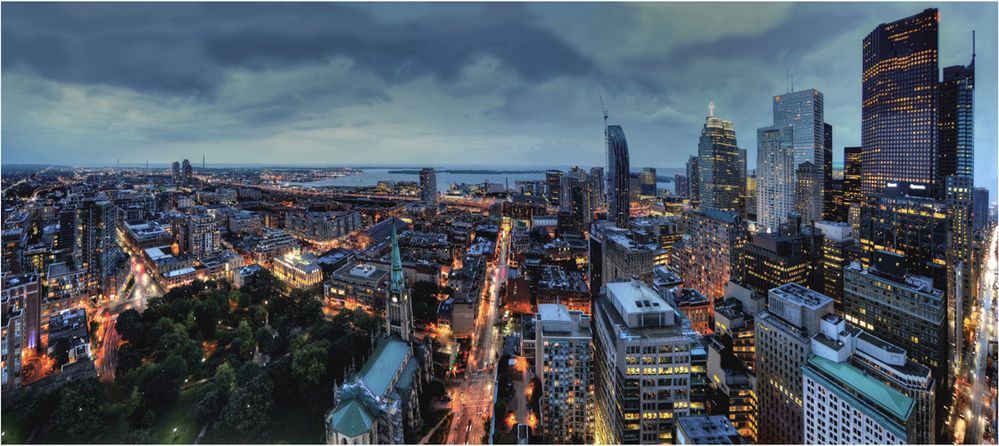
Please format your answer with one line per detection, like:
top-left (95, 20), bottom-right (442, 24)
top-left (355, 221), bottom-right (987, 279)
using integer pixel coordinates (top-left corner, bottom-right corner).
top-left (607, 125), bottom-right (631, 228)
top-left (861, 8), bottom-right (939, 195)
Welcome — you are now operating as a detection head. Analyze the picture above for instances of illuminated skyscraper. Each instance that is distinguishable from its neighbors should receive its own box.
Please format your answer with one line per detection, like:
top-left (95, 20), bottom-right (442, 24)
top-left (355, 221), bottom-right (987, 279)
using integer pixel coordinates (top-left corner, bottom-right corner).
top-left (607, 125), bottom-right (631, 228)
top-left (861, 8), bottom-right (939, 195)
top-left (698, 104), bottom-right (743, 214)
top-left (773, 89), bottom-right (825, 171)
top-left (940, 39), bottom-right (975, 373)
top-left (756, 125), bottom-right (795, 233)
top-left (419, 167), bottom-right (437, 205)
top-left (639, 167), bottom-right (657, 197)
top-left (686, 155), bottom-right (700, 206)
top-left (546, 169), bottom-right (563, 209)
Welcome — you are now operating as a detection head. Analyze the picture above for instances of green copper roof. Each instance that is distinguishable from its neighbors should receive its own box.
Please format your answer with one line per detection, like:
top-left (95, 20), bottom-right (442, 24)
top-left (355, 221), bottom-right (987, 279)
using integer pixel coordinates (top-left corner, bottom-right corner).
top-left (807, 355), bottom-right (914, 421)
top-left (329, 399), bottom-right (375, 437)
top-left (359, 336), bottom-right (410, 397)
top-left (395, 356), bottom-right (420, 392)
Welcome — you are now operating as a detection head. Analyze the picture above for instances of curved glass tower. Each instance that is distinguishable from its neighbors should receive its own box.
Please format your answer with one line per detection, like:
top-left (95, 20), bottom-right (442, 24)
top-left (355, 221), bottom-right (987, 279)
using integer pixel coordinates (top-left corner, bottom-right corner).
top-left (606, 125), bottom-right (631, 228)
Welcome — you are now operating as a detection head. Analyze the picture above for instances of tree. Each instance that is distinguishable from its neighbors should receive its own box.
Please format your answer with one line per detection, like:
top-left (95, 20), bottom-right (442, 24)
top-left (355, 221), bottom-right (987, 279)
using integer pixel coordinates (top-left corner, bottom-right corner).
top-left (51, 378), bottom-right (107, 439)
top-left (290, 336), bottom-right (331, 388)
top-left (138, 354), bottom-right (188, 409)
top-left (195, 383), bottom-right (227, 426)
top-left (219, 373), bottom-right (274, 434)
top-left (214, 362), bottom-right (236, 392)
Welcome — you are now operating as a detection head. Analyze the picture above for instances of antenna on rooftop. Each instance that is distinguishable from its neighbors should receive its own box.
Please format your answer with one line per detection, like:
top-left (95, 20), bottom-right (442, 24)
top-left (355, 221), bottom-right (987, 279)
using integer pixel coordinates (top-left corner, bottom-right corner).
top-left (786, 65), bottom-right (790, 93)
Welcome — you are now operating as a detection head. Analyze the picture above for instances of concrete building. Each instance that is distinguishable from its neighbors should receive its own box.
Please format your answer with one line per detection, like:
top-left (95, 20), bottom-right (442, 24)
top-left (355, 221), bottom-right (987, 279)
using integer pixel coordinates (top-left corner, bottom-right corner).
top-left (813, 221), bottom-right (855, 308)
top-left (754, 283), bottom-right (834, 444)
top-left (533, 304), bottom-right (594, 444)
top-left (272, 251), bottom-right (323, 289)
top-left (676, 415), bottom-right (742, 445)
top-left (805, 313), bottom-right (935, 444)
top-left (593, 278), bottom-right (704, 444)
top-left (673, 209), bottom-right (747, 313)
top-left (842, 251), bottom-right (947, 422)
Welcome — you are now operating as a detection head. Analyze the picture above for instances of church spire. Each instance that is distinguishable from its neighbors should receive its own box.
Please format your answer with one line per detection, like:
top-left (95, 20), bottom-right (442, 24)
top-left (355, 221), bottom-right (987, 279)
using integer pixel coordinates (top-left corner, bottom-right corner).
top-left (390, 225), bottom-right (404, 294)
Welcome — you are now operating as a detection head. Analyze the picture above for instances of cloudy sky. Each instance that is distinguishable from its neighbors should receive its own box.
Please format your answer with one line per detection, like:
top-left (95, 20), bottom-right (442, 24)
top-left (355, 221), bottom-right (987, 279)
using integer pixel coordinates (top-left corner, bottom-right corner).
top-left (2, 2), bottom-right (995, 188)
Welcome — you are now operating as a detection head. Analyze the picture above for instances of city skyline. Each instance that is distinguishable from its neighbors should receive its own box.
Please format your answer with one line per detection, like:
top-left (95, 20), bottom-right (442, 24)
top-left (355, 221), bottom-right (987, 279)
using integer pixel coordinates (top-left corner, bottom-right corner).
top-left (2, 2), bottom-right (997, 194)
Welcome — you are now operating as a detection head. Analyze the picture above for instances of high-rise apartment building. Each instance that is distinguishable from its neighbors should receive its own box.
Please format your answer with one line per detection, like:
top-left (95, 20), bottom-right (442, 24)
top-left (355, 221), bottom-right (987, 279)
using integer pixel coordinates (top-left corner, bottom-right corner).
top-left (182, 158), bottom-right (193, 183)
top-left (533, 304), bottom-right (594, 444)
top-left (590, 167), bottom-right (606, 209)
top-left (861, 8), bottom-right (939, 195)
top-left (686, 156), bottom-right (700, 206)
top-left (419, 167), bottom-right (437, 206)
top-left (754, 283), bottom-right (834, 444)
top-left (673, 209), bottom-right (747, 314)
top-left (593, 278), bottom-right (704, 444)
top-left (76, 200), bottom-right (124, 286)
top-left (185, 213), bottom-right (221, 258)
top-left (698, 105), bottom-right (743, 214)
top-left (639, 168), bottom-right (657, 197)
top-left (608, 125), bottom-right (631, 228)
top-left (561, 167), bottom-right (593, 233)
top-left (756, 125), bottom-right (795, 233)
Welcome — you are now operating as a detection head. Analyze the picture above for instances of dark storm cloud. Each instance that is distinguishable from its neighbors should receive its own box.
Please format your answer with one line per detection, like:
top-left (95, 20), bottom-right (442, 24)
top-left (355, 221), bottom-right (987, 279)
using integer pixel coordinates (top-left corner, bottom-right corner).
top-left (1, 2), bottom-right (593, 97)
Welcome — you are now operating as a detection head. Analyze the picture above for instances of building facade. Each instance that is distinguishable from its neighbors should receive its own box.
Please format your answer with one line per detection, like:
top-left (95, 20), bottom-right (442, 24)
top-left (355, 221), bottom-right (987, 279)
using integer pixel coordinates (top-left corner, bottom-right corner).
top-left (861, 8), bottom-right (940, 195)
top-left (698, 106), bottom-right (743, 214)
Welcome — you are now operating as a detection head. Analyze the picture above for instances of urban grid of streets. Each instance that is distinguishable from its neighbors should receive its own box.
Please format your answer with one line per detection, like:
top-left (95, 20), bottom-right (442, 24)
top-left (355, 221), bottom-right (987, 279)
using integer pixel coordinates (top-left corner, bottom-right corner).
top-left (447, 221), bottom-right (511, 445)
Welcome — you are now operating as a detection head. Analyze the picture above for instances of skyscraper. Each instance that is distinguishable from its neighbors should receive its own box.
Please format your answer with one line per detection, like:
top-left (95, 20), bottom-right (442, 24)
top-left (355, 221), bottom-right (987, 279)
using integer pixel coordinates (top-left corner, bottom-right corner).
top-left (822, 123), bottom-right (834, 220)
top-left (858, 188), bottom-right (947, 289)
top-left (419, 167), bottom-right (437, 206)
top-left (755, 283), bottom-right (834, 444)
top-left (686, 155), bottom-right (700, 206)
top-left (794, 161), bottom-right (823, 227)
top-left (938, 41), bottom-right (975, 183)
top-left (546, 169), bottom-right (563, 209)
top-left (171, 161), bottom-right (181, 181)
top-left (973, 187), bottom-right (990, 231)
top-left (639, 167), bottom-right (657, 196)
top-left (182, 158), bottom-right (193, 183)
top-left (590, 166), bottom-right (605, 209)
top-left (756, 125), bottom-right (795, 233)
top-left (773, 89), bottom-right (825, 171)
top-left (593, 278), bottom-right (703, 444)
top-left (607, 125), bottom-right (631, 228)
top-left (560, 166), bottom-right (593, 233)
top-left (672, 209), bottom-right (747, 315)
top-left (698, 104), bottom-right (743, 214)
top-left (842, 251), bottom-right (947, 432)
top-left (843, 146), bottom-right (864, 237)
top-left (861, 8), bottom-right (939, 195)
top-left (533, 304), bottom-right (594, 444)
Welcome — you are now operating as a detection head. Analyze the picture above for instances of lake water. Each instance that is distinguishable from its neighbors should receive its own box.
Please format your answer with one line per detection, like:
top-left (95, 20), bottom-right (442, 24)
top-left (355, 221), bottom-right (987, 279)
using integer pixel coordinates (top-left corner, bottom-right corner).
top-left (291, 166), bottom-right (686, 195)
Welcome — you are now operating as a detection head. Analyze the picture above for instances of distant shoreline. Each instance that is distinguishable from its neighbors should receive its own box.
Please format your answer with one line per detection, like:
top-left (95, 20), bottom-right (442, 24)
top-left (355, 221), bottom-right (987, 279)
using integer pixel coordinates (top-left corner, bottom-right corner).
top-left (387, 169), bottom-right (545, 175)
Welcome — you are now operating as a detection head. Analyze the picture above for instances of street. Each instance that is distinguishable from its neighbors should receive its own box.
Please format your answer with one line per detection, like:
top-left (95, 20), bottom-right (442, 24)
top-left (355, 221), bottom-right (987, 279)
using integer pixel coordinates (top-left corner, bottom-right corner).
top-left (446, 221), bottom-right (510, 445)
top-left (965, 225), bottom-right (998, 444)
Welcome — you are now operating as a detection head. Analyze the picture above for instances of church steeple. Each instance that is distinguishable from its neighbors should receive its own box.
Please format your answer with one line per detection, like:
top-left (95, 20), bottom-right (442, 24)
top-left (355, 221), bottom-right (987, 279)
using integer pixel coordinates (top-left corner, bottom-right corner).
top-left (390, 225), bottom-right (405, 293)
top-left (386, 226), bottom-right (415, 342)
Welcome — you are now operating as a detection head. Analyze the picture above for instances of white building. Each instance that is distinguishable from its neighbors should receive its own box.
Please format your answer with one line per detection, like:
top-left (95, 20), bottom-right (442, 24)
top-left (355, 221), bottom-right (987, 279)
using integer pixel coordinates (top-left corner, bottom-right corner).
top-left (803, 313), bottom-right (932, 444)
top-left (756, 125), bottom-right (796, 233)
